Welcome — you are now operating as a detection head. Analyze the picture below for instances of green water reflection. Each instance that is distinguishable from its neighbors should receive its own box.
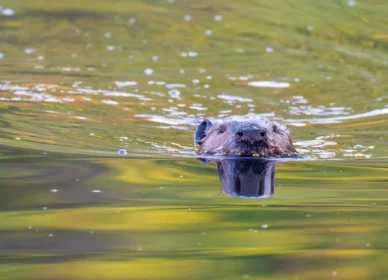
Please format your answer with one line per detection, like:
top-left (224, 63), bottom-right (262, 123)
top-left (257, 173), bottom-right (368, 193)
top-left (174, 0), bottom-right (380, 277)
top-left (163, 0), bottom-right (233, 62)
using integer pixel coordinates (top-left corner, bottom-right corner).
top-left (1, 148), bottom-right (388, 279)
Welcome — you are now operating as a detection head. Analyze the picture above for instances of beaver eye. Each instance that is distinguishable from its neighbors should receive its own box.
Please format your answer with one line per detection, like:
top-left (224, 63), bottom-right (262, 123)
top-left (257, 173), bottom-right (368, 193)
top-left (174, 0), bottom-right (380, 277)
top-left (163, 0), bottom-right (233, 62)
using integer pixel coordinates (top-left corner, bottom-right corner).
top-left (219, 126), bottom-right (226, 134)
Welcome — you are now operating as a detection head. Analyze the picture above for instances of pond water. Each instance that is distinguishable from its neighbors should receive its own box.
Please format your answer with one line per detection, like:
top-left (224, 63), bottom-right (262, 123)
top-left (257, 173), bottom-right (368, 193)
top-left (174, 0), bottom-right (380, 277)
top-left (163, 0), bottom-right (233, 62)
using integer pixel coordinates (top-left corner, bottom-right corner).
top-left (0, 0), bottom-right (388, 279)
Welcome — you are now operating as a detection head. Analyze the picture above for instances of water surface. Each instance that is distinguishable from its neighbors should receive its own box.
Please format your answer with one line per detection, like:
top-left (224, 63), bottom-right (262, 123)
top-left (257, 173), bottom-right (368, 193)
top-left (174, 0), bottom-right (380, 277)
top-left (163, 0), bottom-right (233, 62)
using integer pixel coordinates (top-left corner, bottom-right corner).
top-left (0, 0), bottom-right (388, 279)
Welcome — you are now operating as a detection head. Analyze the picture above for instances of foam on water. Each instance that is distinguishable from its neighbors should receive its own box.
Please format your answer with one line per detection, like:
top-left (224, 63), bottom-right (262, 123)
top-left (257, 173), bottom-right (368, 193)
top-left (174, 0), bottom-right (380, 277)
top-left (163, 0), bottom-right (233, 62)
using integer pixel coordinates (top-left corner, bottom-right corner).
top-left (248, 81), bottom-right (290, 88)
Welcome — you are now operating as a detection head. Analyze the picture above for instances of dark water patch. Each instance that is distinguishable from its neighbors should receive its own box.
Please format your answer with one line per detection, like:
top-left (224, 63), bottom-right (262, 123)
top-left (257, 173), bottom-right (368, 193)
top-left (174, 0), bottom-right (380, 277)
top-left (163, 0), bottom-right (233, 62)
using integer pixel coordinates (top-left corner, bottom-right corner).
top-left (6, 70), bottom-right (98, 78)
top-left (22, 9), bottom-right (119, 21)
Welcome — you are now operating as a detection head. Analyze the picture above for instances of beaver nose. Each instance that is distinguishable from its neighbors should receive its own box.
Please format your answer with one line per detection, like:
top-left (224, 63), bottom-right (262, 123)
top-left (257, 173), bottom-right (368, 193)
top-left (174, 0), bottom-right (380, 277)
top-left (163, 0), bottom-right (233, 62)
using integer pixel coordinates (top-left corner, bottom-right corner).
top-left (236, 129), bottom-right (266, 141)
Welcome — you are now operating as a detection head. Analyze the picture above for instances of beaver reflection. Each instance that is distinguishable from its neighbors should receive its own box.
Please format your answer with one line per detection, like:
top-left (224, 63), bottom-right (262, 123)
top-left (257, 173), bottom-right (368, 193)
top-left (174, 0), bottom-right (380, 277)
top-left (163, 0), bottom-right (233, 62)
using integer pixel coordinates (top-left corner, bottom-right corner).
top-left (214, 159), bottom-right (277, 198)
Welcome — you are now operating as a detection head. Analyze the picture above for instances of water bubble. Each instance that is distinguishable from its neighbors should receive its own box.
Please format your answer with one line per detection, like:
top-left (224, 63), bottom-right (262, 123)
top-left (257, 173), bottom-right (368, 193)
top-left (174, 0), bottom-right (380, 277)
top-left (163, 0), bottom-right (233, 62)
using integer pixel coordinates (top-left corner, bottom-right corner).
top-left (106, 46), bottom-right (115, 51)
top-left (180, 69), bottom-right (185, 74)
top-left (168, 89), bottom-right (180, 98)
top-left (118, 149), bottom-right (127, 156)
top-left (129, 18), bottom-right (136, 24)
top-left (48, 233), bottom-right (54, 238)
top-left (189, 51), bottom-right (198, 57)
top-left (104, 32), bottom-right (111, 38)
top-left (184, 14), bottom-right (192, 21)
top-left (152, 55), bottom-right (158, 61)
top-left (2, 8), bottom-right (15, 16)
top-left (214, 15), bottom-right (222, 21)
top-left (0, 52), bottom-right (3, 59)
top-left (92, 190), bottom-right (101, 193)
top-left (206, 75), bottom-right (212, 80)
top-left (307, 25), bottom-right (314, 32)
top-left (24, 48), bottom-right (36, 54)
top-left (262, 224), bottom-right (269, 229)
top-left (192, 79), bottom-right (200, 84)
top-left (15, 137), bottom-right (21, 141)
top-left (37, 55), bottom-right (44, 60)
top-left (266, 47), bottom-right (274, 53)
top-left (348, 0), bottom-right (356, 6)
top-left (50, 189), bottom-right (58, 193)
top-left (168, 0), bottom-right (175, 3)
top-left (205, 29), bottom-right (213, 36)
top-left (144, 68), bottom-right (154, 75)
top-left (332, 271), bottom-right (337, 276)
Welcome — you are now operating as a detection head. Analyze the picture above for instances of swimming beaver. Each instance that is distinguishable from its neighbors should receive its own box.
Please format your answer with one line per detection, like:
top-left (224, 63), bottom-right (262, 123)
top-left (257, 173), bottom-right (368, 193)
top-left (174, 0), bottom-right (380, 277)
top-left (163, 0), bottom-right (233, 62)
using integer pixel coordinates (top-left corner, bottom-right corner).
top-left (194, 117), bottom-right (296, 157)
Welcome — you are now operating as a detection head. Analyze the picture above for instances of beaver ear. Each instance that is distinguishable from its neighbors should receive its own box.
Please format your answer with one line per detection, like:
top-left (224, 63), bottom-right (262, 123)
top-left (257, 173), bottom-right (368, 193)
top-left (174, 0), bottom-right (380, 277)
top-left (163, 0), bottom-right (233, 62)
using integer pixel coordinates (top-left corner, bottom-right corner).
top-left (273, 123), bottom-right (290, 135)
top-left (194, 119), bottom-right (213, 144)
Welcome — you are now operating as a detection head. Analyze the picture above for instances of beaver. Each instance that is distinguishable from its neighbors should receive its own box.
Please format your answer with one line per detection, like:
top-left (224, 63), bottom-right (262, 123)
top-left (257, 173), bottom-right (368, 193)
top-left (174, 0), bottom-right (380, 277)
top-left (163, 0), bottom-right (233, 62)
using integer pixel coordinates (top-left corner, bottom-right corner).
top-left (194, 117), bottom-right (296, 157)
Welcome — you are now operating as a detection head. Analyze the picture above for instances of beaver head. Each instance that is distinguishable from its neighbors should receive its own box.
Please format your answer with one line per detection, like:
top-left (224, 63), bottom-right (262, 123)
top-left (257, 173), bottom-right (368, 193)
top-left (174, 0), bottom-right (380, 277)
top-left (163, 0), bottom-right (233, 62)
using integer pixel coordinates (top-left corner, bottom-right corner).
top-left (194, 117), bottom-right (296, 157)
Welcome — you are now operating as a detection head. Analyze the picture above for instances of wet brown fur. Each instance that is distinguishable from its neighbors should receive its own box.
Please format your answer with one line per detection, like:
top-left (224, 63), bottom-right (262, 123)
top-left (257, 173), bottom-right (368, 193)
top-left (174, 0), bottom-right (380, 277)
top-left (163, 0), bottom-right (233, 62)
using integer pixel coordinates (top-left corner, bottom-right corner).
top-left (195, 118), bottom-right (296, 157)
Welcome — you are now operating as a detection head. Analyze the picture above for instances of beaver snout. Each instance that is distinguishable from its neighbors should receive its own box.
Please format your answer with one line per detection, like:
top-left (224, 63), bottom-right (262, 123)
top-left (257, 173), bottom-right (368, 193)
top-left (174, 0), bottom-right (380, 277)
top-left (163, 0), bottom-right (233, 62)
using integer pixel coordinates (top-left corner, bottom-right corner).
top-left (235, 128), bottom-right (267, 143)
